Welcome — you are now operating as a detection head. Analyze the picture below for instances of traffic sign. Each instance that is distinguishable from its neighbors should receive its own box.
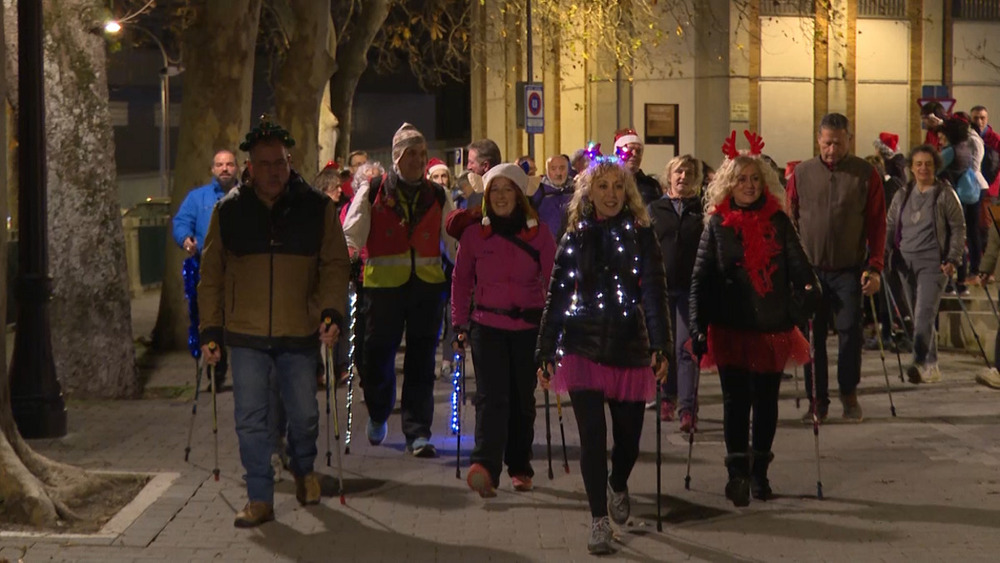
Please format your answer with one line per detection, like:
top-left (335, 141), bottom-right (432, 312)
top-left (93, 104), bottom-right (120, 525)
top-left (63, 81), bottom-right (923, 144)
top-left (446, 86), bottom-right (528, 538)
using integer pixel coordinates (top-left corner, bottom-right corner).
top-left (525, 83), bottom-right (544, 134)
top-left (916, 97), bottom-right (956, 115)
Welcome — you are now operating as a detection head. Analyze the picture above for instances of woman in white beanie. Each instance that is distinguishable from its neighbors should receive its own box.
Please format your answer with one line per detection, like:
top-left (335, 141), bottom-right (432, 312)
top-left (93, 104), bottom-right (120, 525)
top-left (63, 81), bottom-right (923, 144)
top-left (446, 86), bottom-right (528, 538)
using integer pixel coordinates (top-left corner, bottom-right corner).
top-left (451, 163), bottom-right (557, 498)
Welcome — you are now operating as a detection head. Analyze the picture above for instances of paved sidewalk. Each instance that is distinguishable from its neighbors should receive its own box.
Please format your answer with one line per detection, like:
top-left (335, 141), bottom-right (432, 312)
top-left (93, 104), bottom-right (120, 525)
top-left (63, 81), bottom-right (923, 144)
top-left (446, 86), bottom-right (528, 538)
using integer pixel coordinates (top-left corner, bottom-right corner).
top-left (2, 291), bottom-right (1000, 562)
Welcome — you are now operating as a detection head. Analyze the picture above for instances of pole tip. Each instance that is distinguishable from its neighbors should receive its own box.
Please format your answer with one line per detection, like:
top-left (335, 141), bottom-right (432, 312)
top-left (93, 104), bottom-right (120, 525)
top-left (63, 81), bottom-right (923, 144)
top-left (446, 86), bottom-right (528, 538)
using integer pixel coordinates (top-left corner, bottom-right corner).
top-left (339, 495), bottom-right (346, 505)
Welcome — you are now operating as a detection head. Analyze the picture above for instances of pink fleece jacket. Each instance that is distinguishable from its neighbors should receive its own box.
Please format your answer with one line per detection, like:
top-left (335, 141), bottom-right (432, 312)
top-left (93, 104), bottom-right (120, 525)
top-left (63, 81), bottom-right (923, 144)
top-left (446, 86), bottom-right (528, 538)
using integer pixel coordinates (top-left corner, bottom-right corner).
top-left (451, 222), bottom-right (556, 331)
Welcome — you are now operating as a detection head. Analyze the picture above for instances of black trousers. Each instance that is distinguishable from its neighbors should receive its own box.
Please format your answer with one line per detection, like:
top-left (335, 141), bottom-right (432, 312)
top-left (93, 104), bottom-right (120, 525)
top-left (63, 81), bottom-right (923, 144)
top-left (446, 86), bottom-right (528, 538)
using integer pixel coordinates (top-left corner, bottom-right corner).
top-left (718, 369), bottom-right (782, 454)
top-left (361, 279), bottom-right (445, 443)
top-left (569, 389), bottom-right (645, 518)
top-left (469, 322), bottom-right (538, 485)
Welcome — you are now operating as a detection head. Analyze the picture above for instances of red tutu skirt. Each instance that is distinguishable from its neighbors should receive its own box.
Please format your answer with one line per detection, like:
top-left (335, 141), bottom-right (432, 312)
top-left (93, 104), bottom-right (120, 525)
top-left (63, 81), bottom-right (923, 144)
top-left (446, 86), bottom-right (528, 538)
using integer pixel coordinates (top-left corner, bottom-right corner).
top-left (552, 354), bottom-right (655, 403)
top-left (699, 325), bottom-right (811, 373)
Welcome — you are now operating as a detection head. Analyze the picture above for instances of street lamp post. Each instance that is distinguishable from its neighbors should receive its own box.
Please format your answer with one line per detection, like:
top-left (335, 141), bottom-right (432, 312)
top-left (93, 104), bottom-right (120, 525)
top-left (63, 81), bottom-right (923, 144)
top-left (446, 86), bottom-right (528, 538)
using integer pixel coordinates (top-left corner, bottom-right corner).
top-left (10, 0), bottom-right (67, 438)
top-left (105, 22), bottom-right (182, 199)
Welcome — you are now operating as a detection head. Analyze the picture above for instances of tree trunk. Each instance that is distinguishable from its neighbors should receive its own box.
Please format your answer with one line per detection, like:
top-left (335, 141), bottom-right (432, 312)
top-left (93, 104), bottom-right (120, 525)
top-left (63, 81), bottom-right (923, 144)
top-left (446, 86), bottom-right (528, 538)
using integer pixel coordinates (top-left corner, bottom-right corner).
top-left (273, 0), bottom-right (337, 183)
top-left (152, 0), bottom-right (263, 351)
top-left (41, 0), bottom-right (136, 399)
top-left (330, 0), bottom-right (390, 162)
top-left (0, 0), bottom-right (104, 528)
top-left (317, 84), bottom-right (339, 168)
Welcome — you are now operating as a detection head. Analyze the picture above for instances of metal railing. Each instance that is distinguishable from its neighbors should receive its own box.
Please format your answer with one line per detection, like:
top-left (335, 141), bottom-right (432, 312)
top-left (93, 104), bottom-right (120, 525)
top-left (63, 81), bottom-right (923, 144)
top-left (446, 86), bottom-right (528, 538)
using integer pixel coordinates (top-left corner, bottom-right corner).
top-left (953, 0), bottom-right (1000, 20)
top-left (858, 0), bottom-right (907, 18)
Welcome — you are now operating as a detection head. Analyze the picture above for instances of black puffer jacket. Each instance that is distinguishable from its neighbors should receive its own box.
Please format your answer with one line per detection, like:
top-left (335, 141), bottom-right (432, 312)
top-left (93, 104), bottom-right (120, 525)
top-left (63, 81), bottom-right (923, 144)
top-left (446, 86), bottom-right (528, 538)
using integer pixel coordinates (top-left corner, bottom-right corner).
top-left (690, 195), bottom-right (819, 338)
top-left (536, 210), bottom-right (672, 368)
top-left (648, 196), bottom-right (705, 292)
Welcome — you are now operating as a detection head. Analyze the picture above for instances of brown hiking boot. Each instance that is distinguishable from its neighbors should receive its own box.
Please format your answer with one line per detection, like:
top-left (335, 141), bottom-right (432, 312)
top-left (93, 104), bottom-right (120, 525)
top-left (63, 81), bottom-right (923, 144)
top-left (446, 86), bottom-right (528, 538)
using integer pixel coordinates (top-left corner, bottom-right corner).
top-left (234, 501), bottom-right (274, 528)
top-left (295, 472), bottom-right (322, 505)
top-left (840, 393), bottom-right (863, 422)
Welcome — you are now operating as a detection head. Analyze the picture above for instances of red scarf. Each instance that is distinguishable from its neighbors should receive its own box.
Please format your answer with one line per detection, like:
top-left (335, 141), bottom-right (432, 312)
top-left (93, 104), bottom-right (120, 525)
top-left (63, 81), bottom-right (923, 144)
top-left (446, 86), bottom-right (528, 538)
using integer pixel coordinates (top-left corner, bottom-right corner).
top-left (716, 193), bottom-right (781, 296)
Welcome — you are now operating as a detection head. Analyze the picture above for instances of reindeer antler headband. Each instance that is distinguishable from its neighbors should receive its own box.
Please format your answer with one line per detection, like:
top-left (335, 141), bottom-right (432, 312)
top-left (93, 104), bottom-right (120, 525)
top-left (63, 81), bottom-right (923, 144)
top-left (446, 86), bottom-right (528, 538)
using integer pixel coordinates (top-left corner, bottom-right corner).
top-left (721, 130), bottom-right (766, 159)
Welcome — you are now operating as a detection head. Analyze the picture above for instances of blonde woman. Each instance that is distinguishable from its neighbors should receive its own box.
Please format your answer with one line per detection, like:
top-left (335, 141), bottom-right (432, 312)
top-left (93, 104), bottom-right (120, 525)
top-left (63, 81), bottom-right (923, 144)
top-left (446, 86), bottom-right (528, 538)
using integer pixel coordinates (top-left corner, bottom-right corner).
top-left (690, 152), bottom-right (819, 507)
top-left (648, 155), bottom-right (705, 429)
top-left (536, 159), bottom-right (670, 554)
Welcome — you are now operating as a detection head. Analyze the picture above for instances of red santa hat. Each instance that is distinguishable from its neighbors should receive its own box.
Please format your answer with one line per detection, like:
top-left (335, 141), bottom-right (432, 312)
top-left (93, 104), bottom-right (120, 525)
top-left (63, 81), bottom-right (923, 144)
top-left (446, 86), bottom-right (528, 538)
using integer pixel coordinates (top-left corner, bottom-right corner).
top-left (426, 157), bottom-right (449, 179)
top-left (614, 128), bottom-right (642, 150)
top-left (873, 132), bottom-right (899, 160)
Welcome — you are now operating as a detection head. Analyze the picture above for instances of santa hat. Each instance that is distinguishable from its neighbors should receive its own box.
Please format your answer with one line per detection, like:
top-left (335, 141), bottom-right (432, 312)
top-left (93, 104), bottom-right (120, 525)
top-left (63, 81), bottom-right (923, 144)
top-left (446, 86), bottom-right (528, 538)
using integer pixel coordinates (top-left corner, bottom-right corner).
top-left (391, 122), bottom-right (426, 166)
top-left (481, 163), bottom-right (538, 229)
top-left (873, 132), bottom-right (899, 160)
top-left (426, 158), bottom-right (448, 179)
top-left (614, 128), bottom-right (642, 150)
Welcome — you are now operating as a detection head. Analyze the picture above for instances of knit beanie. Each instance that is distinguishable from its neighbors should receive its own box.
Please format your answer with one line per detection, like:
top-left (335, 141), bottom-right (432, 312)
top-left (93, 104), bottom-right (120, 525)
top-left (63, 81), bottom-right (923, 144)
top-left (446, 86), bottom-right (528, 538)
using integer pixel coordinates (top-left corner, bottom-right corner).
top-left (392, 122), bottom-right (426, 166)
top-left (481, 163), bottom-right (538, 228)
top-left (426, 157), bottom-right (449, 179)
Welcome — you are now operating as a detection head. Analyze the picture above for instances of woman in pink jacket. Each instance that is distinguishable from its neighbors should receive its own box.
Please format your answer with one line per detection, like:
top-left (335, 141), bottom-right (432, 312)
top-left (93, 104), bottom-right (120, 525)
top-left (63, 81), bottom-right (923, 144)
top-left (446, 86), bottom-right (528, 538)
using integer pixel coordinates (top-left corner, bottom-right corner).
top-left (452, 163), bottom-right (557, 498)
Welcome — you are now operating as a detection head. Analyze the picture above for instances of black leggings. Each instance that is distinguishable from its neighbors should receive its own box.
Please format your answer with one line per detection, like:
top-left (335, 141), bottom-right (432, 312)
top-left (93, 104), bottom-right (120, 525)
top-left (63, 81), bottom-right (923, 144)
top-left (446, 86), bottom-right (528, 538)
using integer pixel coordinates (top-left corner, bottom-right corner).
top-left (569, 390), bottom-right (645, 518)
top-left (718, 369), bottom-right (782, 454)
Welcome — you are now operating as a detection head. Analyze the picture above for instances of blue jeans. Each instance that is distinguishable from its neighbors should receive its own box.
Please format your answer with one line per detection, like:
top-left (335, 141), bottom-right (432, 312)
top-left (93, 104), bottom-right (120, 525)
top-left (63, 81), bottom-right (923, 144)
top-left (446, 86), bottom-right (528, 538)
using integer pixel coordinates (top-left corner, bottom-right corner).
top-left (802, 268), bottom-right (863, 403)
top-left (231, 347), bottom-right (318, 503)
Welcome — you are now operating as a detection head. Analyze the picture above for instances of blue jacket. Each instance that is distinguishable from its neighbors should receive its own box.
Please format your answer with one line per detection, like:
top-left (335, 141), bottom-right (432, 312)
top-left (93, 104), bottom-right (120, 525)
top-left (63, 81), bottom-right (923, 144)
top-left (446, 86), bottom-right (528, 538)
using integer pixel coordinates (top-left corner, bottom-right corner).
top-left (172, 178), bottom-right (228, 251)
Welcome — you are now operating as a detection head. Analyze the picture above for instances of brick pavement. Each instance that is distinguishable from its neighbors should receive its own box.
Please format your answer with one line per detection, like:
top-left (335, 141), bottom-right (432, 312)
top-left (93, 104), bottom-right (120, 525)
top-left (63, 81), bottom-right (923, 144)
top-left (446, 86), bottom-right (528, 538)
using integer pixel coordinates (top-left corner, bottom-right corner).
top-left (2, 291), bottom-right (1000, 562)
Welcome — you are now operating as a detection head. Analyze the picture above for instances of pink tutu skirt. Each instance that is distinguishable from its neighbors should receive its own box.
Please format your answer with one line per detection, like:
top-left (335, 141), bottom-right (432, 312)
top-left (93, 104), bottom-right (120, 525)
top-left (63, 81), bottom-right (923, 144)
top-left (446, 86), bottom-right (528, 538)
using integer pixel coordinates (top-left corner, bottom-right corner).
top-left (552, 354), bottom-right (656, 403)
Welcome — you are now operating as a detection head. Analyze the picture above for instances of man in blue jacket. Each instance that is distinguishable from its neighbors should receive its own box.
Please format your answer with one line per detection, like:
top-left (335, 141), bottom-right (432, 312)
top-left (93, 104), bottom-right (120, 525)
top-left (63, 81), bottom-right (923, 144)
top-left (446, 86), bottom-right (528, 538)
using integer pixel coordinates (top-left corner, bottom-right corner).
top-left (173, 149), bottom-right (238, 388)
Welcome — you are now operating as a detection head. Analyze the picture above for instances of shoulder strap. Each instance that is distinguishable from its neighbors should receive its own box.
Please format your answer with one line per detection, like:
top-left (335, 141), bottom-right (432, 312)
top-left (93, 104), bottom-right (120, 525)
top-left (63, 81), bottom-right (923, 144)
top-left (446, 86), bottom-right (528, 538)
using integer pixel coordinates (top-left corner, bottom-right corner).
top-left (496, 231), bottom-right (541, 267)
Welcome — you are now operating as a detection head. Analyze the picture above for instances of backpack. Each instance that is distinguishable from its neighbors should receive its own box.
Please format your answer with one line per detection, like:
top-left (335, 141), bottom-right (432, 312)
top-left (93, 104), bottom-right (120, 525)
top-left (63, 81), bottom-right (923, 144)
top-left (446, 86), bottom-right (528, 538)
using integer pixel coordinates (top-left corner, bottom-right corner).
top-left (982, 145), bottom-right (1000, 186)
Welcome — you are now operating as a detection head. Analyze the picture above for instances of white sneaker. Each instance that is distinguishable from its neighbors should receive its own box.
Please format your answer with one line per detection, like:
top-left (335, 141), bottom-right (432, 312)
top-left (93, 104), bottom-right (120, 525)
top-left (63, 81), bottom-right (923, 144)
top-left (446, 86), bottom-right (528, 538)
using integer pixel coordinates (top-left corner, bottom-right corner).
top-left (976, 367), bottom-right (1000, 389)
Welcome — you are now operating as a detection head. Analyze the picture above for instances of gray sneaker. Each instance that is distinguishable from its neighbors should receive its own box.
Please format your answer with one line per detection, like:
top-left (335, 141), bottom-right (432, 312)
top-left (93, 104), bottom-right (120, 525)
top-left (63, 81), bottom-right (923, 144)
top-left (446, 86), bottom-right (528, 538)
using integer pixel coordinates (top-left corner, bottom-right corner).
top-left (976, 367), bottom-right (1000, 389)
top-left (588, 516), bottom-right (614, 555)
top-left (607, 481), bottom-right (630, 525)
top-left (923, 363), bottom-right (942, 383)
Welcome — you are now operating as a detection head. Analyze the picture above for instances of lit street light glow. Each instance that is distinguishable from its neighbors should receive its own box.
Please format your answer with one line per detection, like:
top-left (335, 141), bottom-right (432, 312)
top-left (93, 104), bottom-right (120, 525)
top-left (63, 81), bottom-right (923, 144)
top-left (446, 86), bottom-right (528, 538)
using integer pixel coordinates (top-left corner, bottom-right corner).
top-left (104, 20), bottom-right (122, 34)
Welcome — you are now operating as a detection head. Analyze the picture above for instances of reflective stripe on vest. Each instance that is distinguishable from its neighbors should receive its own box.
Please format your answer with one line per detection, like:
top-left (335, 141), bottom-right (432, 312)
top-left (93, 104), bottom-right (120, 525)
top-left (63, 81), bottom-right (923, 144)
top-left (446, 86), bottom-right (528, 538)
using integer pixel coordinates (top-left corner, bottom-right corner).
top-left (366, 256), bottom-right (442, 267)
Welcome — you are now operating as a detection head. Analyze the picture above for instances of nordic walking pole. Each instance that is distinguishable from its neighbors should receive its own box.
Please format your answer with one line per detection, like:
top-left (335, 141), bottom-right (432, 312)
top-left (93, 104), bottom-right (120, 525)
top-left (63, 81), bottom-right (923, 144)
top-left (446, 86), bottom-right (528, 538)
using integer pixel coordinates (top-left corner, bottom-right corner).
top-left (950, 274), bottom-right (993, 369)
top-left (684, 353), bottom-right (701, 491)
top-left (807, 321), bottom-right (823, 500)
top-left (344, 282), bottom-right (358, 455)
top-left (868, 297), bottom-right (898, 417)
top-left (324, 318), bottom-right (346, 504)
top-left (543, 375), bottom-right (554, 480)
top-left (184, 358), bottom-right (204, 462)
top-left (208, 342), bottom-right (220, 482)
top-left (882, 281), bottom-right (907, 383)
top-left (324, 341), bottom-right (332, 468)
top-left (793, 366), bottom-right (801, 409)
top-left (655, 384), bottom-right (662, 532)
top-left (555, 393), bottom-right (570, 474)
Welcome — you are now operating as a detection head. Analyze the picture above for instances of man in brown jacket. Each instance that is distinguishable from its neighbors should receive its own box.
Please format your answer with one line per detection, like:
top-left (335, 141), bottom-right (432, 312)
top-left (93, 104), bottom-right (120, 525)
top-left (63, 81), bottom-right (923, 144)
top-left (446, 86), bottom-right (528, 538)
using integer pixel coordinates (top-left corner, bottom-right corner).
top-left (787, 113), bottom-right (886, 423)
top-left (199, 117), bottom-right (350, 527)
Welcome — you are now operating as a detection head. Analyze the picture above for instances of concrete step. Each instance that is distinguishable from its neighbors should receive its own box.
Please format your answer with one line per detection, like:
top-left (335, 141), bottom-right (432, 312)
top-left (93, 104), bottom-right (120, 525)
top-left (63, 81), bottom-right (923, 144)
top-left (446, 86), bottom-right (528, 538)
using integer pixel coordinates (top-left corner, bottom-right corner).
top-left (937, 308), bottom-right (997, 363)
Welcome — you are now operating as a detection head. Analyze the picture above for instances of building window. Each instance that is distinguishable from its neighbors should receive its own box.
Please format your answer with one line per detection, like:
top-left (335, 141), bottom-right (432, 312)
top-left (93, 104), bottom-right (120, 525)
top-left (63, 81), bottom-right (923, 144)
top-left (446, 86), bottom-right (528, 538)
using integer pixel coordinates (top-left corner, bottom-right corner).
top-left (954, 0), bottom-right (1000, 20)
top-left (858, 0), bottom-right (907, 18)
top-left (760, 0), bottom-right (815, 17)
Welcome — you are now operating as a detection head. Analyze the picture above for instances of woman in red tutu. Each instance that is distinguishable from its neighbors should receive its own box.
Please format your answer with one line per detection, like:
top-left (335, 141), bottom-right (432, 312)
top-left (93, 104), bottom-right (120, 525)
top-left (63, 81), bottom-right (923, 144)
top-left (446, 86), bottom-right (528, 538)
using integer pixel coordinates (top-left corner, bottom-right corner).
top-left (690, 135), bottom-right (820, 507)
top-left (536, 158), bottom-right (670, 555)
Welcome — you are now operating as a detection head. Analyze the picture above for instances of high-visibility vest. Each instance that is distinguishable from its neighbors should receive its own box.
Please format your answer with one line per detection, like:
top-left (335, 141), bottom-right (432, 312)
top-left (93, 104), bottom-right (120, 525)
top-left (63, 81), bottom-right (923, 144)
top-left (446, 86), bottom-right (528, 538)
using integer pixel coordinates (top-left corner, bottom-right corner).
top-left (364, 175), bottom-right (446, 288)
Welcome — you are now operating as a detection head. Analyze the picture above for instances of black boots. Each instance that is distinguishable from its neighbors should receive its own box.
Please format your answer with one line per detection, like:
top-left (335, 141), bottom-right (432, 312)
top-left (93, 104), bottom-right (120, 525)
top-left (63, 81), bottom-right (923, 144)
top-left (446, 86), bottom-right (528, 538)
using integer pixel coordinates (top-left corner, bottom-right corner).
top-left (726, 451), bottom-right (774, 506)
top-left (750, 450), bottom-right (774, 501)
top-left (724, 453), bottom-right (750, 507)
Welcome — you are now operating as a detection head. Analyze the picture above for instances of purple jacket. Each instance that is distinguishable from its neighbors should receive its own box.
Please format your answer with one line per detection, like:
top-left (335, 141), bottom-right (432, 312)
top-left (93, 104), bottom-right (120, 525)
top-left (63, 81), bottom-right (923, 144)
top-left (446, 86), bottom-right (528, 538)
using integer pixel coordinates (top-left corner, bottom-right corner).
top-left (530, 181), bottom-right (573, 241)
top-left (452, 221), bottom-right (556, 331)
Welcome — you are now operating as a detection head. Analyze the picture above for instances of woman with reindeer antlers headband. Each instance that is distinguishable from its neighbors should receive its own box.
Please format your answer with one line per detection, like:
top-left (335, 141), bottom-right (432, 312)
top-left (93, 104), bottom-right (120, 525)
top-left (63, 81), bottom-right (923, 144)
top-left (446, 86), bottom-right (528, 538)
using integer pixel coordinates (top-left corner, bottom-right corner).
top-left (689, 131), bottom-right (821, 507)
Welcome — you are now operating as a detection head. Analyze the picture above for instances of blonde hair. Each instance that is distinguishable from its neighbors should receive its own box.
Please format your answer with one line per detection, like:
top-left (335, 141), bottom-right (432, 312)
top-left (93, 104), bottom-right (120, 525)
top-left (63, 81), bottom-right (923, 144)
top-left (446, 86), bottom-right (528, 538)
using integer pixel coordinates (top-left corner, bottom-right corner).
top-left (703, 155), bottom-right (785, 222)
top-left (660, 154), bottom-right (703, 198)
top-left (565, 160), bottom-right (651, 232)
